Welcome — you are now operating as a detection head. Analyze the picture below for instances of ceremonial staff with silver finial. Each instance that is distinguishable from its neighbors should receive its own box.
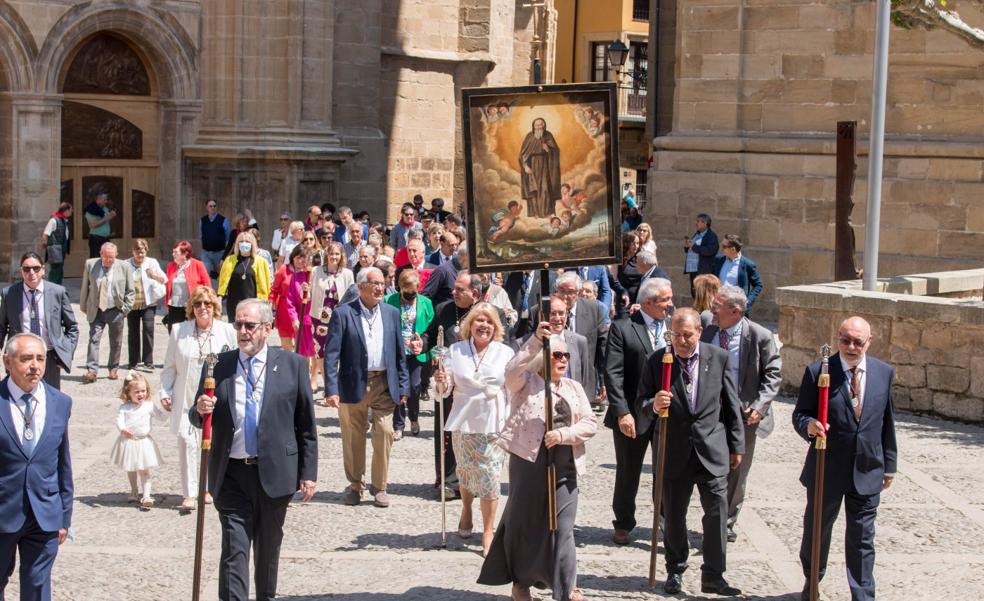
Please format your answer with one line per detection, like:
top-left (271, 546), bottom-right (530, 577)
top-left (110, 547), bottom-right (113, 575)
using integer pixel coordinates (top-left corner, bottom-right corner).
top-left (192, 352), bottom-right (218, 601)
top-left (432, 325), bottom-right (451, 547)
top-left (808, 344), bottom-right (831, 601)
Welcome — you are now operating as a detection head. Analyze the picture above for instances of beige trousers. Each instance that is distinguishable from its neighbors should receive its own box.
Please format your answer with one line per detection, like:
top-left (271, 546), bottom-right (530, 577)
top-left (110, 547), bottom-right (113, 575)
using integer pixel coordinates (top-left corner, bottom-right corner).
top-left (338, 373), bottom-right (396, 492)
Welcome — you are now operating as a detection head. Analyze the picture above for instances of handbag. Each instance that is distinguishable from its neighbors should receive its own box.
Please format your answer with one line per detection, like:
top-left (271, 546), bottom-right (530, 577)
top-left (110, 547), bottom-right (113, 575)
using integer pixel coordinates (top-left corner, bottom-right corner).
top-left (46, 243), bottom-right (65, 264)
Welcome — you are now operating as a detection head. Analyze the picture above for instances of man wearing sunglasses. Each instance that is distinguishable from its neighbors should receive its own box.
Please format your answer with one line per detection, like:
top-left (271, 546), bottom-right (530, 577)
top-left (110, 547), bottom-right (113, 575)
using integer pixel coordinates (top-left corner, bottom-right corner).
top-left (192, 299), bottom-right (317, 601)
top-left (0, 253), bottom-right (79, 389)
top-left (390, 202), bottom-right (422, 251)
top-left (793, 316), bottom-right (897, 601)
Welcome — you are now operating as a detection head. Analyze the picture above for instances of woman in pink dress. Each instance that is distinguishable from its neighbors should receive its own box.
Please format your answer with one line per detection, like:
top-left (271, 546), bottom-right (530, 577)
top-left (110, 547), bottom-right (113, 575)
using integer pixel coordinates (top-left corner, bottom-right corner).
top-left (285, 246), bottom-right (317, 390)
top-left (270, 247), bottom-right (304, 351)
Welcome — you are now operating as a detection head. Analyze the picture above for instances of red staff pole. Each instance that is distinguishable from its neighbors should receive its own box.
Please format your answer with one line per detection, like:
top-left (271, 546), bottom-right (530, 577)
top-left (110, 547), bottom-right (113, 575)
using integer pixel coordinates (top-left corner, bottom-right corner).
top-left (192, 354), bottom-right (219, 601)
top-left (648, 325), bottom-right (674, 589)
top-left (809, 344), bottom-right (832, 601)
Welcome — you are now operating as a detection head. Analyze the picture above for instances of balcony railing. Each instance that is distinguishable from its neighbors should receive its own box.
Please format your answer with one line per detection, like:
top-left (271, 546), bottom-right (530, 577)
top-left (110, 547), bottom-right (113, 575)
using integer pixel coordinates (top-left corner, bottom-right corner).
top-left (632, 0), bottom-right (649, 21)
top-left (617, 85), bottom-right (647, 119)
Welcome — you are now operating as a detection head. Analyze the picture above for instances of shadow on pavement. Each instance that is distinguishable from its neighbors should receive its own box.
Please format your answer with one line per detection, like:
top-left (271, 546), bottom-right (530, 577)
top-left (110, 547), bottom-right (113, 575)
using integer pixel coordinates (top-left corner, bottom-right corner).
top-left (277, 587), bottom-right (501, 600)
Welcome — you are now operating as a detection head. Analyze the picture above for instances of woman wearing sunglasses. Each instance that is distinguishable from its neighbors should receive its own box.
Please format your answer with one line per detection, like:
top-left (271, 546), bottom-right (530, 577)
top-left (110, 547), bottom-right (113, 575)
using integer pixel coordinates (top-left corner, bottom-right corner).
top-left (479, 321), bottom-right (598, 601)
top-left (432, 302), bottom-right (514, 557)
top-left (159, 285), bottom-right (236, 512)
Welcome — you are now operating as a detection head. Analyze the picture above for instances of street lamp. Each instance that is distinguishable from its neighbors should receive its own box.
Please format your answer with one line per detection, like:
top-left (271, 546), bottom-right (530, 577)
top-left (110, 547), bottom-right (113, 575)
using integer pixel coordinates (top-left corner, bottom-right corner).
top-left (606, 40), bottom-right (629, 73)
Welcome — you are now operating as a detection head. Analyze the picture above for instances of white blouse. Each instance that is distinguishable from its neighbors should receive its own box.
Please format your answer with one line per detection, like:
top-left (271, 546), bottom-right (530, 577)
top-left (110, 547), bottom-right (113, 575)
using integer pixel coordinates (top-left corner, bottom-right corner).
top-left (442, 340), bottom-right (515, 434)
top-left (116, 400), bottom-right (165, 438)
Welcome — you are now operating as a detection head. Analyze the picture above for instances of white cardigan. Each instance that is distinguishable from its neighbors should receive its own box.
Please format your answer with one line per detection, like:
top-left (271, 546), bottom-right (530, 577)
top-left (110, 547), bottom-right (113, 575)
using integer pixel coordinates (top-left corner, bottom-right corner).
top-left (442, 340), bottom-right (515, 434)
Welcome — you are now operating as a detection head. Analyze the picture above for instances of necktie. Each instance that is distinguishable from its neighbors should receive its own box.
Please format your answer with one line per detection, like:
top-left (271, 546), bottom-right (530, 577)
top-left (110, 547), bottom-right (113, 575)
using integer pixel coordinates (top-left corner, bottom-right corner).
top-left (244, 357), bottom-right (258, 456)
top-left (849, 367), bottom-right (863, 420)
top-left (567, 311), bottom-right (574, 332)
top-left (578, 267), bottom-right (588, 281)
top-left (28, 290), bottom-right (41, 336)
top-left (520, 273), bottom-right (532, 313)
top-left (20, 393), bottom-right (37, 456)
top-left (679, 355), bottom-right (698, 414)
top-left (98, 268), bottom-right (111, 311)
top-left (648, 321), bottom-right (659, 350)
top-left (719, 329), bottom-right (729, 350)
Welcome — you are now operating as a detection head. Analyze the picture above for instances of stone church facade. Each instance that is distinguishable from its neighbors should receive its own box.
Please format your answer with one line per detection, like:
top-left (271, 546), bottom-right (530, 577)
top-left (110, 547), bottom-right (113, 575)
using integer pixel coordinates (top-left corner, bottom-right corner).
top-left (0, 0), bottom-right (549, 279)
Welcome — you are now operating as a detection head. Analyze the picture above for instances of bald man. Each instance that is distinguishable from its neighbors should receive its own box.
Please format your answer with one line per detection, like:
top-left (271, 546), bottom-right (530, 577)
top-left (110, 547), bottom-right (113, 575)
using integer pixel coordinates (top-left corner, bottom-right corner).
top-left (793, 316), bottom-right (897, 601)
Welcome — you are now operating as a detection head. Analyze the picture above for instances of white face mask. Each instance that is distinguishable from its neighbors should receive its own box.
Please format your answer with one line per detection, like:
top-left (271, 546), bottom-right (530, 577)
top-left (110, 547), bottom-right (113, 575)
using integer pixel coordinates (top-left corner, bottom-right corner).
top-left (239, 242), bottom-right (252, 254)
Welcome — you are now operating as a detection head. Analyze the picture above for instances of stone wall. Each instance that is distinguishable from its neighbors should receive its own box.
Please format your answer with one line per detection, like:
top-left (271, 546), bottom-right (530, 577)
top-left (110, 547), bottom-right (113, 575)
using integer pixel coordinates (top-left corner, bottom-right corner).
top-left (777, 269), bottom-right (984, 423)
top-left (649, 0), bottom-right (984, 321)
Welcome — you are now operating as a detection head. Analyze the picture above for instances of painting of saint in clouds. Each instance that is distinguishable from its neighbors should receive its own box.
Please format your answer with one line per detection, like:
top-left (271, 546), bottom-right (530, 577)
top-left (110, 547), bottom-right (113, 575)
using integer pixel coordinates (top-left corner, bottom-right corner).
top-left (462, 84), bottom-right (620, 271)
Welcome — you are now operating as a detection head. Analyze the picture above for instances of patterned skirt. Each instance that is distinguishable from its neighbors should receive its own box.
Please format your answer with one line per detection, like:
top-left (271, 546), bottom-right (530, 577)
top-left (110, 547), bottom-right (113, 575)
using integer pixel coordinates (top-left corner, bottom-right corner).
top-left (311, 316), bottom-right (330, 359)
top-left (451, 432), bottom-right (506, 500)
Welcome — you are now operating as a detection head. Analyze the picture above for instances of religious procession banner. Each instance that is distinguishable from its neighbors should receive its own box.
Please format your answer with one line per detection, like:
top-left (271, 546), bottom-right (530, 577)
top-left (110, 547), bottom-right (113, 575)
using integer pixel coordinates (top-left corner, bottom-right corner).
top-left (462, 83), bottom-right (622, 273)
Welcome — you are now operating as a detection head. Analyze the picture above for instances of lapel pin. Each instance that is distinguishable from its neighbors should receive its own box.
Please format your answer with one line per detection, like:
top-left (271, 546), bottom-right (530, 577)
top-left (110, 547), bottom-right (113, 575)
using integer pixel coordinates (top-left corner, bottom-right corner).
top-left (273, 364), bottom-right (278, 373)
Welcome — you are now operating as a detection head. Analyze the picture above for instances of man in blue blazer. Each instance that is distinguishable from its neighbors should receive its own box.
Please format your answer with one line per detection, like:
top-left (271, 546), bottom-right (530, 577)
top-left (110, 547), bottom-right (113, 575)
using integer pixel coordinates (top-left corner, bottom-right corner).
top-left (793, 316), bottom-right (897, 601)
top-left (324, 266), bottom-right (410, 508)
top-left (683, 213), bottom-right (719, 297)
top-left (192, 299), bottom-right (317, 601)
top-left (0, 333), bottom-right (74, 601)
top-left (713, 234), bottom-right (764, 311)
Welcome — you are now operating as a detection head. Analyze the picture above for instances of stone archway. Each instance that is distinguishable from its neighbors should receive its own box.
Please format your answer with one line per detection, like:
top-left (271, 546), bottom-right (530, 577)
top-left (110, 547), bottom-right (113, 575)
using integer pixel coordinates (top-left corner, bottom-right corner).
top-left (34, 4), bottom-right (201, 269)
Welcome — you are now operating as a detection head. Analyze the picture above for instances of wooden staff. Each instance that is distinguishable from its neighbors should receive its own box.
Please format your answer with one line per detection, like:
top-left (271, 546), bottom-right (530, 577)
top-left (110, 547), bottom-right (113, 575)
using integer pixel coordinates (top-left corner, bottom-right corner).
top-left (192, 353), bottom-right (219, 601)
top-left (648, 323), bottom-right (674, 589)
top-left (809, 344), bottom-right (832, 601)
top-left (432, 326), bottom-right (451, 548)
top-left (539, 273), bottom-right (558, 532)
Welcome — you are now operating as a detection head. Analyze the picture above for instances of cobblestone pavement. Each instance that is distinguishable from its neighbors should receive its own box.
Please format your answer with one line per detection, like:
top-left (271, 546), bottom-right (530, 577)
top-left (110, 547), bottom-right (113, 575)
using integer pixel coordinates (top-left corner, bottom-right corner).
top-left (6, 293), bottom-right (984, 600)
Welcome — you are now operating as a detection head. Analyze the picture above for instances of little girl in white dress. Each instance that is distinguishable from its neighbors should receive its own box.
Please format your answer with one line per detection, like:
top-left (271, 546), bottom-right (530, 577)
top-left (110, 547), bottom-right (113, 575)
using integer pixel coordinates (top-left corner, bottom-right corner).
top-left (109, 373), bottom-right (165, 510)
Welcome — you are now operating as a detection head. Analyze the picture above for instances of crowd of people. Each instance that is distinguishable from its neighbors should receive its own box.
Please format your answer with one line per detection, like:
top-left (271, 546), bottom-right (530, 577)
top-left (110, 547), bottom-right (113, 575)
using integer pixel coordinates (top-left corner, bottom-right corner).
top-left (0, 195), bottom-right (898, 601)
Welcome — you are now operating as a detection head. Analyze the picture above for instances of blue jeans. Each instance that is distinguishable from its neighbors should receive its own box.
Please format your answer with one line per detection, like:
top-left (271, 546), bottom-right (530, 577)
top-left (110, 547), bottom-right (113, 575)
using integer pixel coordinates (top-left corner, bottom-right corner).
top-left (201, 250), bottom-right (224, 277)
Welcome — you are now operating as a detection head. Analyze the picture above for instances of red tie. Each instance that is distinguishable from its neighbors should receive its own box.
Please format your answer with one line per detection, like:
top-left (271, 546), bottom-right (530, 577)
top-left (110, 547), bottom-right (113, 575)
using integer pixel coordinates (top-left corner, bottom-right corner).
top-left (718, 329), bottom-right (729, 350)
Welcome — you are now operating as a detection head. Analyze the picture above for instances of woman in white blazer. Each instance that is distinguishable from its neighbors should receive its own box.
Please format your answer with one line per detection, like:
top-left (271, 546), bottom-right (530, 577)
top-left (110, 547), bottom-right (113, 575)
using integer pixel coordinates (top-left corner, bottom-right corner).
top-left (125, 239), bottom-right (167, 371)
top-left (159, 285), bottom-right (237, 511)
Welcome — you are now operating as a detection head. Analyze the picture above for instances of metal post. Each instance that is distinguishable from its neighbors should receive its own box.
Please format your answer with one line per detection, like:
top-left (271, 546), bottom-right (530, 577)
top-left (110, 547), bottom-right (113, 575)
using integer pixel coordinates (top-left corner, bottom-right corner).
top-left (862, 0), bottom-right (891, 291)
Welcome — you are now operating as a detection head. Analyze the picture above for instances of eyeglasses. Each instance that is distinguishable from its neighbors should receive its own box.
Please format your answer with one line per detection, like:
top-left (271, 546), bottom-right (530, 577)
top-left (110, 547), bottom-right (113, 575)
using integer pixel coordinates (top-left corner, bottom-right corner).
top-left (303, 237), bottom-right (316, 242)
top-left (403, 212), bottom-right (415, 217)
top-left (838, 335), bottom-right (869, 348)
top-left (21, 265), bottom-right (42, 273)
top-left (193, 301), bottom-right (213, 308)
top-left (280, 218), bottom-right (290, 222)
top-left (233, 320), bottom-right (262, 332)
top-left (363, 281), bottom-right (386, 289)
top-left (207, 204), bottom-right (217, 209)
top-left (551, 351), bottom-right (571, 361)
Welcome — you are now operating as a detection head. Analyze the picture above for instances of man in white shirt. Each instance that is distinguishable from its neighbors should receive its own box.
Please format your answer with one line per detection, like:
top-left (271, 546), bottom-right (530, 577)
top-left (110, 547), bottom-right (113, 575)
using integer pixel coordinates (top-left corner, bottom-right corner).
top-left (323, 268), bottom-right (410, 508)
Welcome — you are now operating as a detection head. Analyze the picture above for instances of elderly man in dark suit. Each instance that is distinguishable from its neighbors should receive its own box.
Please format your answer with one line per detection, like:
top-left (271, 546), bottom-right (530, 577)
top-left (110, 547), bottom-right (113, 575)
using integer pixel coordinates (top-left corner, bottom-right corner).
top-left (421, 243), bottom-right (466, 307)
top-left (713, 234), bottom-right (764, 311)
top-left (79, 242), bottom-right (134, 383)
top-left (324, 267), bottom-right (410, 508)
top-left (701, 285), bottom-right (781, 543)
top-left (503, 270), bottom-right (555, 341)
top-left (553, 271), bottom-right (607, 408)
top-left (793, 316), bottom-right (897, 601)
top-left (636, 307), bottom-right (744, 596)
top-left (192, 299), bottom-right (317, 601)
top-left (683, 213), bottom-right (719, 298)
top-left (0, 252), bottom-right (79, 389)
top-left (0, 333), bottom-right (74, 601)
top-left (604, 277), bottom-right (673, 546)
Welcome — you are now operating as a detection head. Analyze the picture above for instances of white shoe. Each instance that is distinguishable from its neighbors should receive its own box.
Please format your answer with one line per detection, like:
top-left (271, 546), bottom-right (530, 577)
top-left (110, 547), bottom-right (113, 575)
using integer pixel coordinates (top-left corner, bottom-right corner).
top-left (393, 430), bottom-right (403, 441)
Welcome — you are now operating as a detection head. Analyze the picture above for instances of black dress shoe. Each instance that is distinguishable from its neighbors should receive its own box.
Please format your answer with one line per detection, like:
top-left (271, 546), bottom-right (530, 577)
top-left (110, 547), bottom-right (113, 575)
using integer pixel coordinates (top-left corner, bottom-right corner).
top-left (701, 578), bottom-right (741, 596)
top-left (664, 573), bottom-right (683, 594)
top-left (726, 526), bottom-right (737, 542)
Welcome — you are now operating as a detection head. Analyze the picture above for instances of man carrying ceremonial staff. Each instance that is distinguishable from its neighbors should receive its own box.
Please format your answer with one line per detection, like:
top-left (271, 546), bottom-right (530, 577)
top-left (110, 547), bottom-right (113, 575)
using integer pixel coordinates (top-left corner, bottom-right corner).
top-left (793, 316), bottom-right (897, 601)
top-left (635, 308), bottom-right (744, 596)
top-left (192, 299), bottom-right (318, 601)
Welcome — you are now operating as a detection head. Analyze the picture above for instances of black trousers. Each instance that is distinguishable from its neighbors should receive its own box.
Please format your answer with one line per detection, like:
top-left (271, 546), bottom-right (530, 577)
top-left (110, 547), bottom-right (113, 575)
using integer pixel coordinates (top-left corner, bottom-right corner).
top-left (126, 306), bottom-right (156, 367)
top-left (165, 305), bottom-right (187, 333)
top-left (800, 485), bottom-right (880, 601)
top-left (663, 450), bottom-right (728, 580)
top-left (611, 422), bottom-right (656, 531)
top-left (42, 350), bottom-right (62, 390)
top-left (88, 235), bottom-right (109, 259)
top-left (393, 357), bottom-right (427, 431)
top-left (215, 460), bottom-right (293, 601)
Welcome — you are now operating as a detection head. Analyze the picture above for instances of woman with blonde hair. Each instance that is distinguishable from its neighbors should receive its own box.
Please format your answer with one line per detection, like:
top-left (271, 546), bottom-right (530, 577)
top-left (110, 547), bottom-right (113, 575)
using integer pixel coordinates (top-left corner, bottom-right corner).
top-left (636, 222), bottom-right (657, 254)
top-left (478, 322), bottom-right (597, 601)
top-left (217, 231), bottom-right (271, 316)
top-left (126, 238), bottom-right (166, 371)
top-left (309, 241), bottom-right (355, 391)
top-left (433, 302), bottom-right (515, 556)
top-left (692, 273), bottom-right (721, 314)
top-left (160, 285), bottom-right (237, 511)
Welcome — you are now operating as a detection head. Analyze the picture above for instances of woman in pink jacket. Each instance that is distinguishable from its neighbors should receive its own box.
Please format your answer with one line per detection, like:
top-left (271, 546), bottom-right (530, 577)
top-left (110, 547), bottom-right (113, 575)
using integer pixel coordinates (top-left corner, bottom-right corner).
top-left (478, 322), bottom-right (598, 601)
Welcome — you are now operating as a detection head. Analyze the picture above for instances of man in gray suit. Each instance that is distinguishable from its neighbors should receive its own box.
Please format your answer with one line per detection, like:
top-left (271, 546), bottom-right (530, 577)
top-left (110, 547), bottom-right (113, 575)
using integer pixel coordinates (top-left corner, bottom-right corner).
top-left (79, 242), bottom-right (134, 383)
top-left (0, 252), bottom-right (79, 389)
top-left (554, 271), bottom-right (607, 408)
top-left (701, 285), bottom-right (781, 543)
top-left (544, 295), bottom-right (590, 387)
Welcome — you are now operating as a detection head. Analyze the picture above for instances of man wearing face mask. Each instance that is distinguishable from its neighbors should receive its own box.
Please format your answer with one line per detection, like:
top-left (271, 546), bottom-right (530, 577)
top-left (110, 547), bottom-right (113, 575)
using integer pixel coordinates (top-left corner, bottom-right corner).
top-left (385, 269), bottom-right (434, 439)
top-left (636, 308), bottom-right (744, 597)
